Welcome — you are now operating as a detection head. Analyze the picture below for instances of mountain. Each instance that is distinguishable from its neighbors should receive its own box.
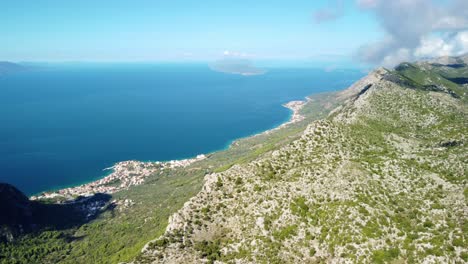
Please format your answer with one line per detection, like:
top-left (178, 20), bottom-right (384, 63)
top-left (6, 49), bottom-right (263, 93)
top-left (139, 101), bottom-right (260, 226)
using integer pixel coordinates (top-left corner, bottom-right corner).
top-left (0, 55), bottom-right (466, 263)
top-left (0, 62), bottom-right (26, 74)
top-left (461, 54), bottom-right (468, 65)
top-left (426, 53), bottom-right (468, 66)
top-left (412, 55), bottom-right (468, 97)
top-left (0, 183), bottom-right (112, 244)
top-left (137, 56), bottom-right (467, 263)
top-left (0, 183), bottom-right (35, 242)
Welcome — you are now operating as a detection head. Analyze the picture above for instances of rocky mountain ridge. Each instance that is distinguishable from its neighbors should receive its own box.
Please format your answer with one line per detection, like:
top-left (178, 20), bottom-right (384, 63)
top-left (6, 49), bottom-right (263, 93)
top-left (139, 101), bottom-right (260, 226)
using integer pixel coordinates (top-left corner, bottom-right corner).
top-left (135, 56), bottom-right (467, 263)
top-left (1, 55), bottom-right (466, 264)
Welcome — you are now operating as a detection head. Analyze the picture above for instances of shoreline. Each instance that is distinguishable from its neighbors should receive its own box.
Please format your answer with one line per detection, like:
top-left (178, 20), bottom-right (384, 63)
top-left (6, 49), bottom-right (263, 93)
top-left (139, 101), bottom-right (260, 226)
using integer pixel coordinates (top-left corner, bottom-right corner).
top-left (31, 155), bottom-right (207, 201)
top-left (229, 98), bottom-right (309, 147)
top-left (31, 98), bottom-right (308, 201)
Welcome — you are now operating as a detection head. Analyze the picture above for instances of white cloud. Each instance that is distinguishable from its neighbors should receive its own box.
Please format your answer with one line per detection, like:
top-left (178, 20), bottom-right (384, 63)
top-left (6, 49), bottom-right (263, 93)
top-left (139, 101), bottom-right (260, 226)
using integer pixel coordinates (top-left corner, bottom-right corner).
top-left (381, 48), bottom-right (412, 68)
top-left (314, 0), bottom-right (468, 66)
top-left (434, 16), bottom-right (468, 30)
top-left (222, 50), bottom-right (252, 58)
top-left (453, 31), bottom-right (468, 54)
top-left (415, 36), bottom-right (453, 58)
top-left (415, 31), bottom-right (468, 58)
top-left (354, 0), bottom-right (468, 66)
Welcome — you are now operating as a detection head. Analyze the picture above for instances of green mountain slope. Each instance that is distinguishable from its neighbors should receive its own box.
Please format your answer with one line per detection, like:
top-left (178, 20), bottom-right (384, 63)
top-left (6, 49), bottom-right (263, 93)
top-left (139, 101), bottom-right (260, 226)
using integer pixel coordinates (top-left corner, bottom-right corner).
top-left (0, 91), bottom-right (339, 263)
top-left (1, 55), bottom-right (466, 264)
top-left (136, 57), bottom-right (467, 263)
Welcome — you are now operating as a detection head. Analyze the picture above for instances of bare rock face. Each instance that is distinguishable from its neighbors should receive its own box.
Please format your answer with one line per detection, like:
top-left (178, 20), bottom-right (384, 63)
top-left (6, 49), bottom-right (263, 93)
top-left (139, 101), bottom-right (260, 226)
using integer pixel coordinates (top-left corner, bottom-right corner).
top-left (336, 67), bottom-right (388, 102)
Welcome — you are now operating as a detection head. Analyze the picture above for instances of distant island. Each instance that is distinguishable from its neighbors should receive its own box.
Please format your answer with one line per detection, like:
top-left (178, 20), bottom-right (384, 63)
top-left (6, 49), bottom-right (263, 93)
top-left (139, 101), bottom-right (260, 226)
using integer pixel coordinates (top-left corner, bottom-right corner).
top-left (209, 58), bottom-right (266, 76)
top-left (0, 61), bottom-right (26, 74)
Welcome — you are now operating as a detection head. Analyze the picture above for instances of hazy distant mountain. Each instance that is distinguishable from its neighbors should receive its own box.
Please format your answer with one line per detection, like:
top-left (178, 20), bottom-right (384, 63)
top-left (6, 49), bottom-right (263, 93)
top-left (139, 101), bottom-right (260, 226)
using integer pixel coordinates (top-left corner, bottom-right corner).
top-left (424, 53), bottom-right (468, 66)
top-left (209, 58), bottom-right (266, 76)
top-left (0, 61), bottom-right (26, 74)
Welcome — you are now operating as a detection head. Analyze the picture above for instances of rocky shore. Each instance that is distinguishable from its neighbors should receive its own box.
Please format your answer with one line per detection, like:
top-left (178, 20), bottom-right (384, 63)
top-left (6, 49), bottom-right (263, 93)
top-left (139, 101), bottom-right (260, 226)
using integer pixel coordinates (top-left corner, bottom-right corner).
top-left (31, 155), bottom-right (206, 201)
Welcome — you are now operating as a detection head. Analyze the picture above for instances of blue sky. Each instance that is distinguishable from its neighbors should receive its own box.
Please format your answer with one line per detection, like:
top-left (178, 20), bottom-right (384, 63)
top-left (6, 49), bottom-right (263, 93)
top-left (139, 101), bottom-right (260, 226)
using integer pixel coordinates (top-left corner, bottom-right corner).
top-left (1, 0), bottom-right (381, 63)
top-left (2, 0), bottom-right (466, 66)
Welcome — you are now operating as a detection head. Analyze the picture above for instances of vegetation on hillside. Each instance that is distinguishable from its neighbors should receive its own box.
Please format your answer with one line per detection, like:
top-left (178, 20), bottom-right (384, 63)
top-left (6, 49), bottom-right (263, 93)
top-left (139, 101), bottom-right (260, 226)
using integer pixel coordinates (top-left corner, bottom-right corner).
top-left (1, 55), bottom-right (467, 264)
top-left (0, 91), bottom-right (336, 264)
top-left (137, 56), bottom-right (467, 263)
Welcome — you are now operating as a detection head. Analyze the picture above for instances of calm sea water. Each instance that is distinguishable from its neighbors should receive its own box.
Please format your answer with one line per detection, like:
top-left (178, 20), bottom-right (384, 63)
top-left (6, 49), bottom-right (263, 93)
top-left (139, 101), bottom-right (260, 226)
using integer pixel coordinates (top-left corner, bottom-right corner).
top-left (0, 64), bottom-right (363, 195)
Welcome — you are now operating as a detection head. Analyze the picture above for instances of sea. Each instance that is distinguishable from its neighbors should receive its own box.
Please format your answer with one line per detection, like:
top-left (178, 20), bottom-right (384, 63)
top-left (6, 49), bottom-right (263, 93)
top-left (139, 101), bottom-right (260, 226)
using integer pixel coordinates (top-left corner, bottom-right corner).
top-left (0, 63), bottom-right (364, 195)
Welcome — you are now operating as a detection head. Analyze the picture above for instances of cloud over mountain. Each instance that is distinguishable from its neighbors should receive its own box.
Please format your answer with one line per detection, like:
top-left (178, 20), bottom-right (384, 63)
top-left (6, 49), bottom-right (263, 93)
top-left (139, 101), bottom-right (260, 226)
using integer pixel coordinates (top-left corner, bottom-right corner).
top-left (314, 0), bottom-right (468, 66)
top-left (356, 0), bottom-right (468, 66)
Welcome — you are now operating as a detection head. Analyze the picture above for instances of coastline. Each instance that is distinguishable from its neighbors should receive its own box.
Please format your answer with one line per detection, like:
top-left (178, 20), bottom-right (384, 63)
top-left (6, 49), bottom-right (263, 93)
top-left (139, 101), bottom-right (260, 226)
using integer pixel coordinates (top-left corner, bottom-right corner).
top-left (31, 98), bottom-right (309, 201)
top-left (229, 98), bottom-right (309, 148)
top-left (31, 155), bottom-right (206, 201)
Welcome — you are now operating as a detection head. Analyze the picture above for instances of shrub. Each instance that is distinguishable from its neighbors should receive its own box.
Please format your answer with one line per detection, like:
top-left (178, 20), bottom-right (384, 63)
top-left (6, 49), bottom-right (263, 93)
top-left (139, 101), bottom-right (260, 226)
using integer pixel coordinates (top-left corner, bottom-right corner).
top-left (371, 248), bottom-right (400, 264)
top-left (235, 177), bottom-right (243, 185)
top-left (152, 238), bottom-right (168, 248)
top-left (273, 225), bottom-right (298, 241)
top-left (309, 247), bottom-right (316, 256)
top-left (194, 240), bottom-right (222, 263)
top-left (290, 196), bottom-right (309, 218)
top-left (216, 178), bottom-right (223, 188)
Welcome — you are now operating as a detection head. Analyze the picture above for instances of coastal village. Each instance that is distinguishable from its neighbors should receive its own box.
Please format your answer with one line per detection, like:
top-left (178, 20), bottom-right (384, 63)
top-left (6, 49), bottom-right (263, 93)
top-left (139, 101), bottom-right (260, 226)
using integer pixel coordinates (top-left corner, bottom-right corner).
top-left (31, 154), bottom-right (206, 201)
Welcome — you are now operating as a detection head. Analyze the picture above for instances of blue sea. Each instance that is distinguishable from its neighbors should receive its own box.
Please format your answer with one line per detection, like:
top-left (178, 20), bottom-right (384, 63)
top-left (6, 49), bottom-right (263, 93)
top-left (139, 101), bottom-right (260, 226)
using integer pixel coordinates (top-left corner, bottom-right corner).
top-left (0, 63), bottom-right (363, 195)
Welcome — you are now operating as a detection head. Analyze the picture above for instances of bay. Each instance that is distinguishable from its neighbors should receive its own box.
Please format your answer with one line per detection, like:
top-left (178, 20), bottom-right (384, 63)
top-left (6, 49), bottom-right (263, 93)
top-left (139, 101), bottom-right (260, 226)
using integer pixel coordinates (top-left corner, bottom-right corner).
top-left (0, 63), bottom-right (363, 195)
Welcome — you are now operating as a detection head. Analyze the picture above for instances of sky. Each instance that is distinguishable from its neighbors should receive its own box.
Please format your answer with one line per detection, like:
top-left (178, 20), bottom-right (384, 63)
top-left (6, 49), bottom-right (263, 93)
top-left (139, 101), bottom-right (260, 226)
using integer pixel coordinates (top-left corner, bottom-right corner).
top-left (1, 0), bottom-right (467, 67)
